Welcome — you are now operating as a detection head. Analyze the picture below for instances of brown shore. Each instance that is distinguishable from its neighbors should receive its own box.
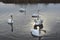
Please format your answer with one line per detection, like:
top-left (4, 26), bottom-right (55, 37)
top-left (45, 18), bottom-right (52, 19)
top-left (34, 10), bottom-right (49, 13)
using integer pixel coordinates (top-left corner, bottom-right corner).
top-left (0, 0), bottom-right (60, 4)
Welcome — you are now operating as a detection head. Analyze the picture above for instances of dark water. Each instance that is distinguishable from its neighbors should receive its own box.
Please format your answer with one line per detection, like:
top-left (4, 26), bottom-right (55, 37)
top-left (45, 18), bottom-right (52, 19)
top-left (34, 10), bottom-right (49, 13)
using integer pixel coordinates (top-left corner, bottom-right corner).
top-left (0, 2), bottom-right (60, 40)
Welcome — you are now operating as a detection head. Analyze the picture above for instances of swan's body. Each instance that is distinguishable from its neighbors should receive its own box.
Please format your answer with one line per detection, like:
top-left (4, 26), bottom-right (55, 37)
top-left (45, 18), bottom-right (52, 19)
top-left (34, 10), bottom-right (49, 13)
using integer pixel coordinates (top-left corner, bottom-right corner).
top-left (32, 14), bottom-right (39, 18)
top-left (8, 19), bottom-right (13, 24)
top-left (8, 15), bottom-right (13, 24)
top-left (31, 29), bottom-right (46, 37)
top-left (19, 8), bottom-right (25, 12)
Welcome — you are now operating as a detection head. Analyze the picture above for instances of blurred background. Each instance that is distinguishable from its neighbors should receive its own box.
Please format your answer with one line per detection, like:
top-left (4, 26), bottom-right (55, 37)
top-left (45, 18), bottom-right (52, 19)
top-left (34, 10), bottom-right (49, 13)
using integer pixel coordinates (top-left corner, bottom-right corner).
top-left (0, 0), bottom-right (60, 40)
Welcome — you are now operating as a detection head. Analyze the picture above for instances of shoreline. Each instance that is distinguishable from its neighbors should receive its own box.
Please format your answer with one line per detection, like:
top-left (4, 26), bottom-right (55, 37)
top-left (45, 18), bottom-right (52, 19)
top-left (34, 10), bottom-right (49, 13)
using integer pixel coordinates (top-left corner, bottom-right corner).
top-left (0, 0), bottom-right (60, 4)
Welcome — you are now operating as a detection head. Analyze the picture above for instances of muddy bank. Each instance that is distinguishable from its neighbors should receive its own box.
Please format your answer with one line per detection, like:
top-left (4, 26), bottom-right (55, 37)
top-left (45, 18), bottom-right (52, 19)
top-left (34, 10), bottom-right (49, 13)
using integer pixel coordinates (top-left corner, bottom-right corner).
top-left (0, 0), bottom-right (60, 4)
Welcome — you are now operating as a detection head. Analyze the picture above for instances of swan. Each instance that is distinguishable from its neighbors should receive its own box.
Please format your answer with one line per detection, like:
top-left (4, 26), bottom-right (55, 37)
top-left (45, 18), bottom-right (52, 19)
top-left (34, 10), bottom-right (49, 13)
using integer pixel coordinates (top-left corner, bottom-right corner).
top-left (8, 19), bottom-right (13, 24)
top-left (8, 15), bottom-right (14, 32)
top-left (8, 15), bottom-right (13, 24)
top-left (31, 29), bottom-right (46, 37)
top-left (19, 8), bottom-right (26, 12)
top-left (32, 14), bottom-right (39, 18)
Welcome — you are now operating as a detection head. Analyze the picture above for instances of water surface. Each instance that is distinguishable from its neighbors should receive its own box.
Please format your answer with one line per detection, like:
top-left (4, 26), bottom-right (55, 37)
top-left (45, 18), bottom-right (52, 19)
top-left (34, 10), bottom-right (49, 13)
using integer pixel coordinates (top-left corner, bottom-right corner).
top-left (0, 2), bottom-right (60, 40)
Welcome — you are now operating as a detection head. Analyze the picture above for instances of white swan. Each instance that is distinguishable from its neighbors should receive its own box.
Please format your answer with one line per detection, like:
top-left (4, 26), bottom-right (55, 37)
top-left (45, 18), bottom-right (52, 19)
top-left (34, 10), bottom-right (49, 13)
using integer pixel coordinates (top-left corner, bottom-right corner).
top-left (8, 19), bottom-right (13, 24)
top-left (31, 29), bottom-right (46, 37)
top-left (8, 15), bottom-right (13, 24)
top-left (19, 8), bottom-right (26, 12)
top-left (32, 14), bottom-right (39, 18)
